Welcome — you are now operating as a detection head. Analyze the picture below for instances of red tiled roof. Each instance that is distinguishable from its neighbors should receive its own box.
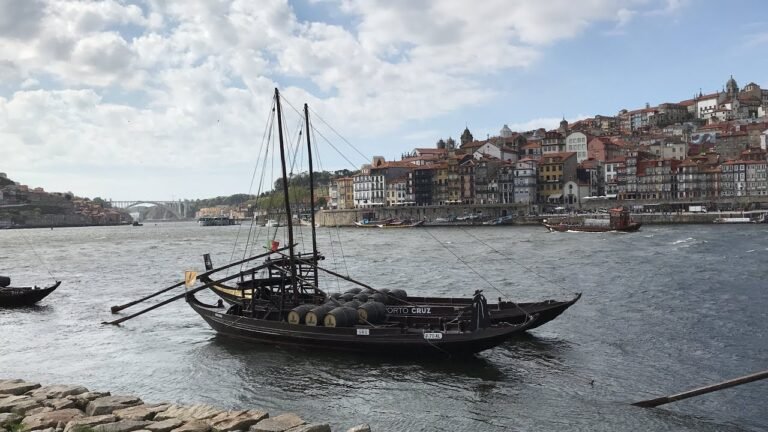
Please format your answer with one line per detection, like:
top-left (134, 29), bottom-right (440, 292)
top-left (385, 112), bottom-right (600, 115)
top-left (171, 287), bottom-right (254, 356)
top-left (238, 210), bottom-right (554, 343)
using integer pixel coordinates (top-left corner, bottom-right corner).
top-left (414, 148), bottom-right (447, 154)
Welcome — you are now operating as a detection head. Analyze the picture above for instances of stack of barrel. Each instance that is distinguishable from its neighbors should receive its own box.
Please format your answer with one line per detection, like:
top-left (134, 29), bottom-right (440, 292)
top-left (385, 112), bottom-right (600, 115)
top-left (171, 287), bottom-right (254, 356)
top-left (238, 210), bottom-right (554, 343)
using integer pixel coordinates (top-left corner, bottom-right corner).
top-left (286, 287), bottom-right (408, 328)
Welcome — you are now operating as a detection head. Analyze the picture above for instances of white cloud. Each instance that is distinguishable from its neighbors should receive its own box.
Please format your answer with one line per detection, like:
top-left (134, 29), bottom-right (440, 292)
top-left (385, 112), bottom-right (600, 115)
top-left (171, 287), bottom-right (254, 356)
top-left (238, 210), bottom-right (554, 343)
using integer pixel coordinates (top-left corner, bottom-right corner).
top-left (0, 0), bottom-right (684, 198)
top-left (0, 0), bottom-right (45, 39)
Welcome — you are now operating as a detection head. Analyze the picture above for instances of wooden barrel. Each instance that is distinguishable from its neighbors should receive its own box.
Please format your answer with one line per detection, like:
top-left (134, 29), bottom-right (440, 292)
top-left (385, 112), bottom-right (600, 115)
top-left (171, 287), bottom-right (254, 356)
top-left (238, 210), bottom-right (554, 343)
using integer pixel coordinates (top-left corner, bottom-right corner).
top-left (287, 304), bottom-right (313, 325)
top-left (305, 304), bottom-right (334, 326)
top-left (390, 289), bottom-right (408, 301)
top-left (0, 276), bottom-right (10, 288)
top-left (323, 307), bottom-right (359, 327)
top-left (358, 301), bottom-right (387, 324)
top-left (370, 293), bottom-right (387, 304)
top-left (324, 298), bottom-right (343, 307)
top-left (343, 300), bottom-right (362, 310)
top-left (344, 287), bottom-right (363, 295)
top-left (340, 293), bottom-right (355, 302)
top-left (353, 293), bottom-right (369, 303)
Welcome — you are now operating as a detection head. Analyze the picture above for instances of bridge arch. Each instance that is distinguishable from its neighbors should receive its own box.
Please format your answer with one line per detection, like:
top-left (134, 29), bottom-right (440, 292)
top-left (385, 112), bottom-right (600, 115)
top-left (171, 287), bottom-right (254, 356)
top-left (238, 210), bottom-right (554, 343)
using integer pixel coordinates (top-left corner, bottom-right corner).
top-left (109, 200), bottom-right (188, 220)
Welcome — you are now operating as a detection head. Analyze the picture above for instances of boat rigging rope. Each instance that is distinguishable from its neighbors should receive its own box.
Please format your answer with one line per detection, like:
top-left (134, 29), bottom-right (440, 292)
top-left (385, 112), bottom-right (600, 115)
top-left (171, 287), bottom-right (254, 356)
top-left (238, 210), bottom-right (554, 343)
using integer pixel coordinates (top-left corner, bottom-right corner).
top-left (280, 97), bottom-right (362, 171)
top-left (459, 227), bottom-right (569, 294)
top-left (308, 120), bottom-right (349, 292)
top-left (234, 102), bottom-right (275, 270)
top-left (19, 231), bottom-right (57, 282)
top-left (307, 105), bottom-right (370, 165)
top-left (421, 228), bottom-right (531, 320)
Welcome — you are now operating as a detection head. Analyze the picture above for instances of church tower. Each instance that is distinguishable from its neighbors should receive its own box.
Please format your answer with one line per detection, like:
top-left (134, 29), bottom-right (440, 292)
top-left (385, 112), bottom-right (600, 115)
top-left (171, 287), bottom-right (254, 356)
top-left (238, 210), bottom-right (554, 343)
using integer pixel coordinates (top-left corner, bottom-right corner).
top-left (460, 127), bottom-right (473, 146)
top-left (445, 137), bottom-right (456, 150)
top-left (726, 75), bottom-right (739, 99)
top-left (500, 124), bottom-right (513, 138)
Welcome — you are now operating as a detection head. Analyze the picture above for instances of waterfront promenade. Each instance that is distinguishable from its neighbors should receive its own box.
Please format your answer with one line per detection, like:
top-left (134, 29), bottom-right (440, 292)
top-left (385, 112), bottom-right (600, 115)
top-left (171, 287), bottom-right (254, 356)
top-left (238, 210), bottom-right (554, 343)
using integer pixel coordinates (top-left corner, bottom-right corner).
top-left (316, 203), bottom-right (768, 226)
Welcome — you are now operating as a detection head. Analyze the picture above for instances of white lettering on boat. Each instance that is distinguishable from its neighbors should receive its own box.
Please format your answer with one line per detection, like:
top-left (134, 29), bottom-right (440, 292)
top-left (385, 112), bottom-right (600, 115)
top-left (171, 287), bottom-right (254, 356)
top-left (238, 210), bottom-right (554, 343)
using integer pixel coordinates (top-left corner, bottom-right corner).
top-left (356, 328), bottom-right (370, 336)
top-left (423, 332), bottom-right (443, 340)
top-left (386, 307), bottom-right (432, 314)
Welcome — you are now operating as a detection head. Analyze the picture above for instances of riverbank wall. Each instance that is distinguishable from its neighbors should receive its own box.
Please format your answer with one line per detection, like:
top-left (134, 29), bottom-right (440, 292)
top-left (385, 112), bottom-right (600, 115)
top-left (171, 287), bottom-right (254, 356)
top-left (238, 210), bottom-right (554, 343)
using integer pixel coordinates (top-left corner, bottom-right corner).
top-left (0, 379), bottom-right (369, 432)
top-left (316, 205), bottom-right (768, 227)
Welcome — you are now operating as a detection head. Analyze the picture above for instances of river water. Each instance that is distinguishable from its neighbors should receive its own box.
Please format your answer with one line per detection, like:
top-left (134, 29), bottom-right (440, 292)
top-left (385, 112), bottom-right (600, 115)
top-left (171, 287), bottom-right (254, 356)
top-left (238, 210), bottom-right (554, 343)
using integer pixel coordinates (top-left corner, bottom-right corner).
top-left (1, 222), bottom-right (766, 431)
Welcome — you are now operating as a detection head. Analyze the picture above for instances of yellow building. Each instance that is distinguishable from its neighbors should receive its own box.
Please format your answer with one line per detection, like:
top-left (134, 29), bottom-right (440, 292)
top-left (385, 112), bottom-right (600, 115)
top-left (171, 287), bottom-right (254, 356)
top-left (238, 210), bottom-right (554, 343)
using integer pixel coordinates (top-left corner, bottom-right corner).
top-left (538, 152), bottom-right (577, 204)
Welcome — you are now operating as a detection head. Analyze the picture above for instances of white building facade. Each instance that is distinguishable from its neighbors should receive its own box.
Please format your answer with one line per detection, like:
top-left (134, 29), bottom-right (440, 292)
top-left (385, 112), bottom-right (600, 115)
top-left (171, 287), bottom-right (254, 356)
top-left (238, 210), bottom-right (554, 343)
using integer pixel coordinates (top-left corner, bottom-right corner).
top-left (565, 132), bottom-right (589, 163)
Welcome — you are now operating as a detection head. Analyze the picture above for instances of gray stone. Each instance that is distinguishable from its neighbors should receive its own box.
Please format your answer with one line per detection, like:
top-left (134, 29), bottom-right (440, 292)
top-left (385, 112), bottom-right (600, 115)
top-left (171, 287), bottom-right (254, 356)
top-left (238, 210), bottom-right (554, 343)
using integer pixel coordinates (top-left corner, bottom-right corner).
top-left (28, 386), bottom-right (89, 400)
top-left (144, 419), bottom-right (183, 432)
top-left (63, 415), bottom-right (118, 432)
top-left (154, 406), bottom-right (222, 422)
top-left (0, 413), bottom-right (22, 428)
top-left (250, 414), bottom-right (304, 432)
top-left (86, 396), bottom-right (143, 417)
top-left (113, 405), bottom-right (169, 421)
top-left (168, 421), bottom-right (210, 432)
top-left (90, 420), bottom-right (151, 432)
top-left (208, 410), bottom-right (268, 432)
top-left (0, 382), bottom-right (41, 397)
top-left (0, 397), bottom-right (42, 415)
top-left (68, 393), bottom-right (110, 412)
top-left (20, 408), bottom-right (83, 431)
top-left (42, 399), bottom-right (76, 411)
top-left (22, 408), bottom-right (54, 417)
top-left (345, 425), bottom-right (370, 432)
top-left (286, 425), bottom-right (330, 432)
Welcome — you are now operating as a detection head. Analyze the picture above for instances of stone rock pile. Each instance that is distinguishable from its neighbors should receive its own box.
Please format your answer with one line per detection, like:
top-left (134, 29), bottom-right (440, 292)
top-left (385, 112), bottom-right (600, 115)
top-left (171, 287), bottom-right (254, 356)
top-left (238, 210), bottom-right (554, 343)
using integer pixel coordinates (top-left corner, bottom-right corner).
top-left (0, 379), bottom-right (369, 432)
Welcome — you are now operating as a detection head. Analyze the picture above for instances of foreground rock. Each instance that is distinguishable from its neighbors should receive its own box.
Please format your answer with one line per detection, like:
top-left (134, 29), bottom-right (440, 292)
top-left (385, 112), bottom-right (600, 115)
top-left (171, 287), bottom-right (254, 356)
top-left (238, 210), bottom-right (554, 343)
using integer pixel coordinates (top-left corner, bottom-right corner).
top-left (0, 378), bottom-right (361, 432)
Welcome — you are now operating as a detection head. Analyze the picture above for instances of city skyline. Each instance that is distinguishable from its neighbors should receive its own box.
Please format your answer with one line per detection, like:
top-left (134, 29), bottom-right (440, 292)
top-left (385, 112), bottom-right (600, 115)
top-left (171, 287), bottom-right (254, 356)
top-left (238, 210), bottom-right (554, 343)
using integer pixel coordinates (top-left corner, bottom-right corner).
top-left (2, 0), bottom-right (768, 200)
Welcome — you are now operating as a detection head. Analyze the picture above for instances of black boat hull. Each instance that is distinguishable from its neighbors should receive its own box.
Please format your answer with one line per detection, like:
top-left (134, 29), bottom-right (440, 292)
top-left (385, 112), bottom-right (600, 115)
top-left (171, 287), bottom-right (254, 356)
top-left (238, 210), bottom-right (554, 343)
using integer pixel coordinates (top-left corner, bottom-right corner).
top-left (0, 281), bottom-right (61, 307)
top-left (188, 294), bottom-right (535, 356)
top-left (209, 285), bottom-right (580, 330)
top-left (543, 222), bottom-right (642, 233)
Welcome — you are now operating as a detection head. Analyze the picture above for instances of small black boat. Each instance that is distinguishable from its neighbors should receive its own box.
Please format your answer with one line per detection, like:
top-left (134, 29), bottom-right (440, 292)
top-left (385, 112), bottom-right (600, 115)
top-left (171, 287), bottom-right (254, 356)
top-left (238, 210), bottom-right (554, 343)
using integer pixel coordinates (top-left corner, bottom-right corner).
top-left (0, 276), bottom-right (61, 307)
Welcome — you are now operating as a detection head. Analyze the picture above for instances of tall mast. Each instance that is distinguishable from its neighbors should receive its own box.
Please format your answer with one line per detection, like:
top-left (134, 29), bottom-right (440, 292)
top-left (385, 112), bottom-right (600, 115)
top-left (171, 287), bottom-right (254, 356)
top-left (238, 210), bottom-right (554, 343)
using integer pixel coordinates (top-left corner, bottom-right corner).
top-left (274, 88), bottom-right (298, 298)
top-left (304, 103), bottom-right (319, 288)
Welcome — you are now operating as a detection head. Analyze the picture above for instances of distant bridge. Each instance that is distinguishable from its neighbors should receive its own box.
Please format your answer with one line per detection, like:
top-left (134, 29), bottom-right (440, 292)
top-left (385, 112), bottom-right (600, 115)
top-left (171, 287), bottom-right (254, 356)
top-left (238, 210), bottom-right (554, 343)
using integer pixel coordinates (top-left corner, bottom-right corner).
top-left (109, 200), bottom-right (190, 220)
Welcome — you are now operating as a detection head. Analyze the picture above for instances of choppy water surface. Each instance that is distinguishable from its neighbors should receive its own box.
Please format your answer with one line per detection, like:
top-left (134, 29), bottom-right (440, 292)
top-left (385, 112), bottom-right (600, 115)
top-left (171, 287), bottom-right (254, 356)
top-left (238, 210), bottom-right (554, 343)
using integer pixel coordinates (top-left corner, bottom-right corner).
top-left (1, 222), bottom-right (766, 431)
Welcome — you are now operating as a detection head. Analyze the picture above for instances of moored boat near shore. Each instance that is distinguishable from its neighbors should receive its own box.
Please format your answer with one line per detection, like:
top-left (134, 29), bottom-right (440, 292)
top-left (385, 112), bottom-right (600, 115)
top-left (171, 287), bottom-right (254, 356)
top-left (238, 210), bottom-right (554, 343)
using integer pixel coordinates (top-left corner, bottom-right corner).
top-left (0, 276), bottom-right (61, 307)
top-left (198, 216), bottom-right (238, 226)
top-left (544, 207), bottom-right (641, 233)
top-left (377, 219), bottom-right (424, 228)
top-left (713, 217), bottom-right (755, 224)
top-left (353, 218), bottom-right (392, 227)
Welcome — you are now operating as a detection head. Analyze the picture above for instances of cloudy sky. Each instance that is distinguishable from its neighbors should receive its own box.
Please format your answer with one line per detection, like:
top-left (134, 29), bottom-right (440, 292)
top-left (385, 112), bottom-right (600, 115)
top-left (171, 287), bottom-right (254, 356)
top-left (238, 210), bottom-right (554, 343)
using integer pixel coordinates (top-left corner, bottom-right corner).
top-left (1, 0), bottom-right (767, 200)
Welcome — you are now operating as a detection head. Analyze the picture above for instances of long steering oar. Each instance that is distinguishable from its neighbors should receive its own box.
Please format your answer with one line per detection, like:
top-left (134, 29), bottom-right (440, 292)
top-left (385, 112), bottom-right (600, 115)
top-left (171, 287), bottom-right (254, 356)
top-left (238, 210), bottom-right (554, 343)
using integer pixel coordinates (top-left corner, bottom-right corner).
top-left (102, 261), bottom-right (276, 326)
top-left (110, 280), bottom-right (185, 314)
top-left (109, 246), bottom-right (292, 313)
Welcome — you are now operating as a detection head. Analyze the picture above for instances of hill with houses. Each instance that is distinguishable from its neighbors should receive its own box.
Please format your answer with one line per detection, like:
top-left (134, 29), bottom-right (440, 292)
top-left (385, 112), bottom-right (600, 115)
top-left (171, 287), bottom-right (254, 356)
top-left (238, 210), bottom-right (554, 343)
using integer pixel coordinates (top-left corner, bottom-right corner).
top-left (327, 75), bottom-right (768, 212)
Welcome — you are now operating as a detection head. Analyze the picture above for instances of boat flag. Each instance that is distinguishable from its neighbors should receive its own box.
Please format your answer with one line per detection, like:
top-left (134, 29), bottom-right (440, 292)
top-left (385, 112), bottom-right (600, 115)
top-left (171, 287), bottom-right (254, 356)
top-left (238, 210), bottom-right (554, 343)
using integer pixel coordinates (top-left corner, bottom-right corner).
top-left (271, 240), bottom-right (280, 252)
top-left (184, 271), bottom-right (197, 288)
